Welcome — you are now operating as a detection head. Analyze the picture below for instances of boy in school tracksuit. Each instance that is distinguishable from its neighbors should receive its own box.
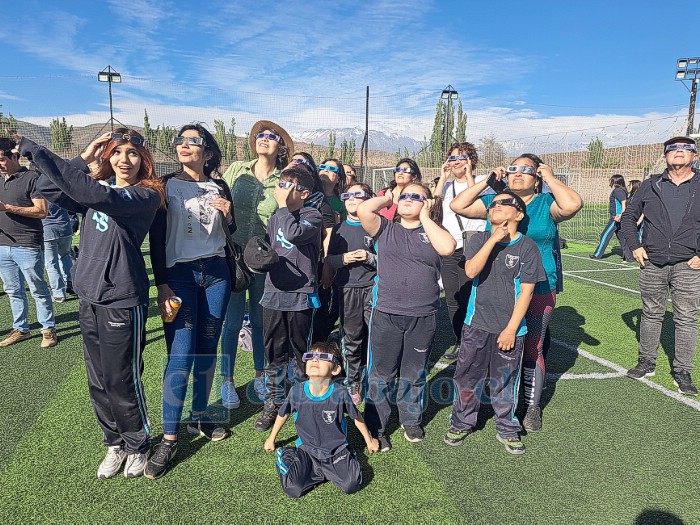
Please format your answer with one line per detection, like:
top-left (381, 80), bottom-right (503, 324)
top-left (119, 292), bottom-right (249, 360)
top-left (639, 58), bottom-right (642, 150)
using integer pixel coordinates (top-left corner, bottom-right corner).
top-left (323, 182), bottom-right (377, 404)
top-left (444, 191), bottom-right (545, 455)
top-left (264, 342), bottom-right (379, 498)
top-left (255, 166), bottom-right (324, 432)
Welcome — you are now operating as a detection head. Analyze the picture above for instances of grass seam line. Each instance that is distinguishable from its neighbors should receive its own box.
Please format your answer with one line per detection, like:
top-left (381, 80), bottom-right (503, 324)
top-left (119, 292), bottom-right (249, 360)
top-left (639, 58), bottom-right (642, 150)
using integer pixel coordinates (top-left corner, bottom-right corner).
top-left (552, 338), bottom-right (700, 412)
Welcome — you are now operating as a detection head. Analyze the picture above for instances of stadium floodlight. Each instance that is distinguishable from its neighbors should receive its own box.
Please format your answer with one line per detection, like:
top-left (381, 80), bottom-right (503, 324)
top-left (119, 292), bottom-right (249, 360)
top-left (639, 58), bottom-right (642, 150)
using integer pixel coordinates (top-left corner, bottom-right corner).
top-left (440, 85), bottom-right (459, 156)
top-left (97, 65), bottom-right (121, 131)
top-left (675, 57), bottom-right (700, 136)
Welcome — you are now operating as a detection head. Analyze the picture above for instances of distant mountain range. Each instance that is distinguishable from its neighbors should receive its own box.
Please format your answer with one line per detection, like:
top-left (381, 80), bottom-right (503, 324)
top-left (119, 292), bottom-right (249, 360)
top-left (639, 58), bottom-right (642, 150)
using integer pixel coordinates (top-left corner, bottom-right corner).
top-left (293, 128), bottom-right (424, 154)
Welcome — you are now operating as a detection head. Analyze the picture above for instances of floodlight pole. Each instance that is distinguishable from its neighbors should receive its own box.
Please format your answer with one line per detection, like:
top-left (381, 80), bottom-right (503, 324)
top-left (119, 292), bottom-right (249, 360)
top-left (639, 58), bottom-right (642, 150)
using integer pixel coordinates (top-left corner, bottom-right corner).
top-left (98, 65), bottom-right (121, 131)
top-left (440, 85), bottom-right (458, 158)
top-left (687, 79), bottom-right (698, 136)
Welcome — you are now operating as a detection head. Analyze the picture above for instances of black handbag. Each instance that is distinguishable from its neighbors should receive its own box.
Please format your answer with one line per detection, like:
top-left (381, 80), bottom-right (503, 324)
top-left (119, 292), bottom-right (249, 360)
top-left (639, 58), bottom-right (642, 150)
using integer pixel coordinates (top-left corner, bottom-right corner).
top-left (221, 221), bottom-right (254, 293)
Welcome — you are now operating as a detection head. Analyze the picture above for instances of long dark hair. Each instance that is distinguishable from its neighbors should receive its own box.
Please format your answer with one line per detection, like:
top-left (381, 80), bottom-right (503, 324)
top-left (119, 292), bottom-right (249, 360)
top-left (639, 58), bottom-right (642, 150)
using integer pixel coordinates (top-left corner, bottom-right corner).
top-left (400, 182), bottom-right (443, 225)
top-left (320, 157), bottom-right (346, 196)
top-left (609, 174), bottom-right (625, 189)
top-left (388, 158), bottom-right (422, 190)
top-left (177, 123), bottom-right (222, 177)
top-left (512, 153), bottom-right (544, 193)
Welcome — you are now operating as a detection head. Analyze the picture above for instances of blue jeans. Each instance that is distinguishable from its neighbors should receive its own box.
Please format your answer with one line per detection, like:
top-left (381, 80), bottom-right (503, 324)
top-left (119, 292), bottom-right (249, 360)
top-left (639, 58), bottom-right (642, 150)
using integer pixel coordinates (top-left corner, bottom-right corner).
top-left (44, 236), bottom-right (73, 299)
top-left (162, 256), bottom-right (231, 435)
top-left (220, 273), bottom-right (266, 378)
top-left (0, 246), bottom-right (55, 331)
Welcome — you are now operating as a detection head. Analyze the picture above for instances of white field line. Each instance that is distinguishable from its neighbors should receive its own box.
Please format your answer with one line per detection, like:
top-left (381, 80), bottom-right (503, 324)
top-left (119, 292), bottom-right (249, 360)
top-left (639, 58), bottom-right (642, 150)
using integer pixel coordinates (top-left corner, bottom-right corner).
top-left (565, 268), bottom-right (639, 273)
top-left (561, 272), bottom-right (641, 295)
top-left (546, 371), bottom-right (623, 380)
top-left (562, 253), bottom-right (632, 267)
top-left (552, 338), bottom-right (700, 412)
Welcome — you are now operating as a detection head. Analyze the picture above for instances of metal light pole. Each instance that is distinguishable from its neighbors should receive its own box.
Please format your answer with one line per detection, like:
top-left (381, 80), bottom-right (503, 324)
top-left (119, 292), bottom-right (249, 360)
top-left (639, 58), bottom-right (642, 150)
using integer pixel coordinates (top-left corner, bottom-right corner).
top-left (97, 65), bottom-right (122, 131)
top-left (675, 58), bottom-right (700, 136)
top-left (440, 85), bottom-right (459, 157)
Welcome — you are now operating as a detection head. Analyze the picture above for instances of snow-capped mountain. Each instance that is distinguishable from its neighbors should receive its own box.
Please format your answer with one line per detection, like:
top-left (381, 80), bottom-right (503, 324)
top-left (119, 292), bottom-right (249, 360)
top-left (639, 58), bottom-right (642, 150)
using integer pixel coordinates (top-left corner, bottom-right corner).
top-left (293, 128), bottom-right (423, 154)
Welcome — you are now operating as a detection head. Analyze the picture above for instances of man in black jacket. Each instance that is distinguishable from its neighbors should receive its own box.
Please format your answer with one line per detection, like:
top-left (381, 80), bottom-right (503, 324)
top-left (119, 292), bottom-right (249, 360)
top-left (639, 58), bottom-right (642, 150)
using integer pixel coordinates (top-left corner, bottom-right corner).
top-left (620, 136), bottom-right (700, 396)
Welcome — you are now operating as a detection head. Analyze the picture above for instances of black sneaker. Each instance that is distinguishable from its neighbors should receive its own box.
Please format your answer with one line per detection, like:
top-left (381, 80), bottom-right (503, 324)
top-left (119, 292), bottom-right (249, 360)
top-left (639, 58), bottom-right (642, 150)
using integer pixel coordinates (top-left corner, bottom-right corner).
top-left (627, 358), bottom-right (656, 379)
top-left (144, 440), bottom-right (177, 480)
top-left (377, 433), bottom-right (392, 452)
top-left (255, 401), bottom-right (279, 432)
top-left (187, 415), bottom-right (229, 441)
top-left (522, 405), bottom-right (542, 433)
top-left (673, 370), bottom-right (698, 396)
top-left (443, 427), bottom-right (473, 447)
top-left (402, 424), bottom-right (425, 443)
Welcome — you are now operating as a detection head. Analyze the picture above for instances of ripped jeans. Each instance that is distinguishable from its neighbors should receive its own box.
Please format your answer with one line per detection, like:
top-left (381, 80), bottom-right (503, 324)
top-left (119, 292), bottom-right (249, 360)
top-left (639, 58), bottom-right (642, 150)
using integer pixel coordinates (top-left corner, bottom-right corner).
top-left (162, 256), bottom-right (231, 435)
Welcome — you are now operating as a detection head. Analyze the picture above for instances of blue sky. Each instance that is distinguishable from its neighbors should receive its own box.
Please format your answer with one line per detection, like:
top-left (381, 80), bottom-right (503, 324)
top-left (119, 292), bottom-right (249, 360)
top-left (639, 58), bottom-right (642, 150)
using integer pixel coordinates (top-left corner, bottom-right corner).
top-left (0, 0), bottom-right (698, 148)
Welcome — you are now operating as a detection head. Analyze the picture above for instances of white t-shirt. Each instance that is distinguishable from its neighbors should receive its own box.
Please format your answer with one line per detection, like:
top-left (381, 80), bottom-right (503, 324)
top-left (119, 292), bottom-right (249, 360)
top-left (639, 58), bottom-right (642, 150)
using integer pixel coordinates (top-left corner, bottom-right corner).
top-left (441, 175), bottom-right (487, 249)
top-left (165, 177), bottom-right (227, 267)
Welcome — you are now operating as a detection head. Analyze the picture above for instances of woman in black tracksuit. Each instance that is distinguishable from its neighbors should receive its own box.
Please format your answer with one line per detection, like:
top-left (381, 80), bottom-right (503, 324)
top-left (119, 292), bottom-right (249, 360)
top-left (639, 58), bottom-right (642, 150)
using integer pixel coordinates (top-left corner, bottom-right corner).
top-left (18, 130), bottom-right (164, 480)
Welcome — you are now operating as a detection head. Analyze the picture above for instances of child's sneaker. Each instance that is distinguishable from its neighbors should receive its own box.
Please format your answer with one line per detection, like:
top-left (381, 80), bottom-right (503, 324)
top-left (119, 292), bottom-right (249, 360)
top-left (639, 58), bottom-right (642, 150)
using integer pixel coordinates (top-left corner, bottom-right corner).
top-left (144, 439), bottom-right (177, 480)
top-left (496, 434), bottom-right (526, 455)
top-left (401, 424), bottom-right (424, 443)
top-left (377, 433), bottom-right (392, 452)
top-left (255, 401), bottom-right (279, 432)
top-left (221, 380), bottom-right (241, 409)
top-left (443, 427), bottom-right (473, 447)
top-left (522, 405), bottom-right (542, 433)
top-left (97, 445), bottom-right (127, 479)
top-left (187, 413), bottom-right (229, 441)
top-left (124, 452), bottom-right (148, 478)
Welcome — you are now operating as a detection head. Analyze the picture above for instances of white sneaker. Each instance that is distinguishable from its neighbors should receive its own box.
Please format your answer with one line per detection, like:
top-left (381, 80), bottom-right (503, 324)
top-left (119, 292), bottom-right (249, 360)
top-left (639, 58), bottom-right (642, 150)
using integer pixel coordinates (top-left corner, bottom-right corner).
top-left (124, 452), bottom-right (148, 479)
top-left (97, 445), bottom-right (127, 479)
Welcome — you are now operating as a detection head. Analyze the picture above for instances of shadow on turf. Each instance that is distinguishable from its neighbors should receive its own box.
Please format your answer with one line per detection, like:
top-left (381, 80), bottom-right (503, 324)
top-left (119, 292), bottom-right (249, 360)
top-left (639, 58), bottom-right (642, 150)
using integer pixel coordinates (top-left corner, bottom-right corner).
top-left (621, 309), bottom-right (676, 368)
top-left (635, 509), bottom-right (685, 525)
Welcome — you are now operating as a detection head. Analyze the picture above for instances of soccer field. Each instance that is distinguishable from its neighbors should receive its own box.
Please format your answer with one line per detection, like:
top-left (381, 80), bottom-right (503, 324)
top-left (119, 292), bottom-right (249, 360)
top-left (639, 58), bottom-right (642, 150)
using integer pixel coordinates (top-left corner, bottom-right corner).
top-left (1, 242), bottom-right (698, 524)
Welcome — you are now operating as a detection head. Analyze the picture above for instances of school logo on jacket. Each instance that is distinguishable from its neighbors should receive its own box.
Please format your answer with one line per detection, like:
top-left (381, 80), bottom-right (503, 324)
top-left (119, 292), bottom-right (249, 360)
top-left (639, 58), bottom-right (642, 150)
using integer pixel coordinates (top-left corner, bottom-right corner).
top-left (505, 254), bottom-right (520, 269)
top-left (322, 410), bottom-right (336, 424)
top-left (419, 233), bottom-right (431, 244)
top-left (92, 211), bottom-right (109, 232)
top-left (276, 228), bottom-right (293, 249)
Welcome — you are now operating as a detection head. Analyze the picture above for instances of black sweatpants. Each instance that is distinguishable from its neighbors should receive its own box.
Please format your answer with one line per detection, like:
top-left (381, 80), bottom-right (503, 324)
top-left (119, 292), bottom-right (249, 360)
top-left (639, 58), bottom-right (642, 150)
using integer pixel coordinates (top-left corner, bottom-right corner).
top-left (440, 250), bottom-right (473, 341)
top-left (80, 301), bottom-right (151, 454)
top-left (275, 445), bottom-right (362, 498)
top-left (312, 263), bottom-right (339, 343)
top-left (339, 285), bottom-right (372, 384)
top-left (364, 309), bottom-right (436, 435)
top-left (263, 307), bottom-right (314, 405)
top-left (450, 324), bottom-right (524, 438)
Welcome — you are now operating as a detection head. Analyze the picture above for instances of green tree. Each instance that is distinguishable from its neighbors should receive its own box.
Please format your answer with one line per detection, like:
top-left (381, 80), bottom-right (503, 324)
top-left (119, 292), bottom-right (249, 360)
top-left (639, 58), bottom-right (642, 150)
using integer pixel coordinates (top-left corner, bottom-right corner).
top-left (395, 149), bottom-right (401, 163)
top-left (0, 112), bottom-right (18, 137)
top-left (155, 125), bottom-right (177, 156)
top-left (428, 100), bottom-right (445, 168)
top-left (339, 138), bottom-right (349, 164)
top-left (50, 117), bottom-right (73, 153)
top-left (214, 119), bottom-right (237, 166)
top-left (142, 109), bottom-right (156, 150)
top-left (455, 101), bottom-right (467, 143)
top-left (243, 132), bottom-right (253, 161)
top-left (583, 137), bottom-right (606, 168)
top-left (326, 131), bottom-right (336, 159)
top-left (347, 139), bottom-right (356, 164)
top-left (478, 134), bottom-right (507, 171)
top-left (229, 117), bottom-right (238, 162)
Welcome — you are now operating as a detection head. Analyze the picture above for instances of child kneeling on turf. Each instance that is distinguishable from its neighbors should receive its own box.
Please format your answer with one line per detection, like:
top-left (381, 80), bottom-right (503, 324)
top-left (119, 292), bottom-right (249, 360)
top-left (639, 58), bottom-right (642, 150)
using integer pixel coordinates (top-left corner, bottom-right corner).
top-left (445, 191), bottom-right (545, 455)
top-left (264, 342), bottom-right (379, 498)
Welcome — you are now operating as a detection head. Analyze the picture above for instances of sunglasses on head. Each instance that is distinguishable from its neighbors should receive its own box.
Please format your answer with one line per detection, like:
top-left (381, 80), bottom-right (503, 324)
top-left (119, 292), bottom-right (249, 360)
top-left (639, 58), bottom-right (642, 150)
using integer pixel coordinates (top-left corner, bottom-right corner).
top-left (318, 164), bottom-right (339, 173)
top-left (488, 197), bottom-right (522, 211)
top-left (506, 165), bottom-right (537, 175)
top-left (398, 192), bottom-right (426, 203)
top-left (447, 154), bottom-right (471, 162)
top-left (665, 143), bottom-right (697, 154)
top-left (256, 132), bottom-right (281, 143)
top-left (111, 133), bottom-right (146, 148)
top-left (340, 191), bottom-right (368, 200)
top-left (302, 351), bottom-right (339, 364)
top-left (278, 180), bottom-right (309, 192)
top-left (394, 167), bottom-right (414, 174)
top-left (172, 136), bottom-right (205, 147)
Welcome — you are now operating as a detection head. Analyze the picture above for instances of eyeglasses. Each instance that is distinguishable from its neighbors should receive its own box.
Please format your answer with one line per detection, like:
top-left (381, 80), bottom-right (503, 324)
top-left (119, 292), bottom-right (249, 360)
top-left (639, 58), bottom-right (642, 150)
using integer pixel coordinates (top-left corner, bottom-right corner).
top-left (488, 198), bottom-right (522, 211)
top-left (318, 164), bottom-right (339, 173)
top-left (394, 167), bottom-right (414, 174)
top-left (278, 180), bottom-right (309, 192)
top-left (447, 154), bottom-right (471, 162)
top-left (256, 132), bottom-right (281, 143)
top-left (506, 165), bottom-right (537, 175)
top-left (397, 192), bottom-right (426, 203)
top-left (665, 143), bottom-right (697, 154)
top-left (302, 351), bottom-right (339, 365)
top-left (172, 136), bottom-right (205, 147)
top-left (291, 157), bottom-right (313, 169)
top-left (111, 133), bottom-right (146, 147)
top-left (340, 191), bottom-right (369, 200)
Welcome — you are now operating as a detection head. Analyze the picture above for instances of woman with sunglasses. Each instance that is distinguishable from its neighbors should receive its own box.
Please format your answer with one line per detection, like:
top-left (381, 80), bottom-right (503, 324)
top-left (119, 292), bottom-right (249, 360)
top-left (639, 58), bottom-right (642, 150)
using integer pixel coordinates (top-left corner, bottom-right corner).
top-left (17, 129), bottom-right (164, 479)
top-left (322, 182), bottom-right (376, 404)
top-left (358, 182), bottom-right (456, 450)
top-left (450, 154), bottom-right (582, 432)
top-left (146, 124), bottom-right (233, 480)
top-left (377, 158), bottom-right (422, 220)
top-left (433, 142), bottom-right (487, 361)
top-left (220, 120), bottom-right (293, 409)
